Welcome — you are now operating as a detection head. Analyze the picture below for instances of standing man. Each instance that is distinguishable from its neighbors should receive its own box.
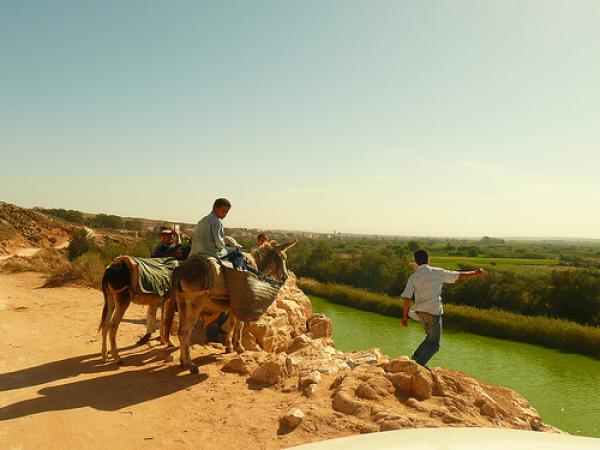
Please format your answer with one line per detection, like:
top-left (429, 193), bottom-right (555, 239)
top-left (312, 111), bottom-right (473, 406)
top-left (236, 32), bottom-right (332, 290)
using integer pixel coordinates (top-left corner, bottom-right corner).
top-left (189, 198), bottom-right (246, 269)
top-left (401, 249), bottom-right (484, 369)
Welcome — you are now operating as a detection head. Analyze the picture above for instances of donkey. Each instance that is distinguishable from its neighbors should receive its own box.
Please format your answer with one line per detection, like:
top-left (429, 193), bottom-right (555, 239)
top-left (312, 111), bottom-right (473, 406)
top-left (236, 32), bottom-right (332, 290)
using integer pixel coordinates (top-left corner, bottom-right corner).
top-left (99, 260), bottom-right (171, 364)
top-left (161, 240), bottom-right (297, 374)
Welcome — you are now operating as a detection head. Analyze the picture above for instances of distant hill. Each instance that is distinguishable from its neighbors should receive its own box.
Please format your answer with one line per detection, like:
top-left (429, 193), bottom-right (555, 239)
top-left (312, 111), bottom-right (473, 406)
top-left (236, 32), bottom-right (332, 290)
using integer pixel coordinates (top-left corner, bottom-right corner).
top-left (0, 201), bottom-right (75, 255)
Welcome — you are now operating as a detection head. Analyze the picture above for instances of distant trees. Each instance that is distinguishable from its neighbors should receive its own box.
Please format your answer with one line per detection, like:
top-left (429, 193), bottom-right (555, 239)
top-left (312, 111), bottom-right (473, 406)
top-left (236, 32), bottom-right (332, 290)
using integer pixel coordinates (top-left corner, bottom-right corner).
top-left (124, 219), bottom-right (143, 232)
top-left (287, 239), bottom-right (412, 296)
top-left (444, 268), bottom-right (600, 327)
top-left (84, 214), bottom-right (124, 230)
top-left (42, 208), bottom-right (84, 224)
top-left (287, 237), bottom-right (600, 328)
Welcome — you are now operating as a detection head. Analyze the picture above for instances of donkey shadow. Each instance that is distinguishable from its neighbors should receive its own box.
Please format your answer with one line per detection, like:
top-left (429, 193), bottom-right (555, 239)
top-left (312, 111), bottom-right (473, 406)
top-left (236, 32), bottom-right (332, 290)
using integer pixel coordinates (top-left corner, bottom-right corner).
top-left (0, 363), bottom-right (204, 421)
top-left (1, 343), bottom-right (176, 393)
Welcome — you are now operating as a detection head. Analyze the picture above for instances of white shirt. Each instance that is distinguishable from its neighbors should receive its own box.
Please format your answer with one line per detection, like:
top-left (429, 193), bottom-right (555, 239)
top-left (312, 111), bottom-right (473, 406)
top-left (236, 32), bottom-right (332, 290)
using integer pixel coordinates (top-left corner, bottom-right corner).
top-left (401, 264), bottom-right (460, 315)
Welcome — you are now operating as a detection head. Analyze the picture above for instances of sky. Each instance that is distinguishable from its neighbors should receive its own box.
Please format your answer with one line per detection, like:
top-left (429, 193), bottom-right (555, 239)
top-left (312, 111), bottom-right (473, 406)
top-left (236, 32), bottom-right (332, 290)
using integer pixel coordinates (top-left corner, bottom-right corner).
top-left (1, 1), bottom-right (600, 238)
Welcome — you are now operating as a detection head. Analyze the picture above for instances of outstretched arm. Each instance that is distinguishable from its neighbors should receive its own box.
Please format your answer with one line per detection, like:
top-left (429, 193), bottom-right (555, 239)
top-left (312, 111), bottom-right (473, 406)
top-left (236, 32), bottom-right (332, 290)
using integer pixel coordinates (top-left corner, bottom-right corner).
top-left (458, 268), bottom-right (485, 281)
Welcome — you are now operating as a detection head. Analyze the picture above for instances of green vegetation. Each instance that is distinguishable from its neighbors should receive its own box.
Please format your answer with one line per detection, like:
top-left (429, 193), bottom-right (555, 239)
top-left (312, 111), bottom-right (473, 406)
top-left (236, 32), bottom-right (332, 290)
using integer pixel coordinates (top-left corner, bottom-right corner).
top-left (287, 236), bottom-right (600, 327)
top-left (299, 278), bottom-right (600, 359)
top-left (40, 208), bottom-right (85, 224)
top-left (430, 255), bottom-right (560, 270)
top-left (85, 213), bottom-right (125, 230)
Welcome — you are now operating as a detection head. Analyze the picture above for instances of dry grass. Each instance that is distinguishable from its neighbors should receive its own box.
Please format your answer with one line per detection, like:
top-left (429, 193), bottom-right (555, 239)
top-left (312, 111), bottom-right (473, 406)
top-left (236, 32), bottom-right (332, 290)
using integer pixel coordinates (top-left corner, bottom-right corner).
top-left (43, 252), bottom-right (105, 289)
top-left (2, 248), bottom-right (70, 273)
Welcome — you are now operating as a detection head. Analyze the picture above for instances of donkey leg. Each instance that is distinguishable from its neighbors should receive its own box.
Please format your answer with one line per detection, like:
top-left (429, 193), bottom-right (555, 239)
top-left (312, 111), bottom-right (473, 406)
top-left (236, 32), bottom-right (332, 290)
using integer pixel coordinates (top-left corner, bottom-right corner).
top-left (137, 301), bottom-right (159, 345)
top-left (109, 295), bottom-right (130, 365)
top-left (159, 300), bottom-right (174, 347)
top-left (180, 302), bottom-right (202, 375)
top-left (222, 315), bottom-right (235, 354)
top-left (101, 295), bottom-right (115, 362)
top-left (234, 320), bottom-right (245, 354)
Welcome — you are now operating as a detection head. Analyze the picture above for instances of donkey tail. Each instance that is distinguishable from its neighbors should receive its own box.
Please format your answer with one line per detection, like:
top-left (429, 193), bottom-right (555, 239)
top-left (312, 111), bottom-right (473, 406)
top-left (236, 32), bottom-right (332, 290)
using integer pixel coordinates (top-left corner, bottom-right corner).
top-left (98, 268), bottom-right (111, 332)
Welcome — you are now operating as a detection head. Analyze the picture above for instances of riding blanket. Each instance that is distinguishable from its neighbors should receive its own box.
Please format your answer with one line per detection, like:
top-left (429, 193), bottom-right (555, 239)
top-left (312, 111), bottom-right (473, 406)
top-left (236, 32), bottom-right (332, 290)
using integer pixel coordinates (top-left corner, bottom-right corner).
top-left (111, 256), bottom-right (179, 298)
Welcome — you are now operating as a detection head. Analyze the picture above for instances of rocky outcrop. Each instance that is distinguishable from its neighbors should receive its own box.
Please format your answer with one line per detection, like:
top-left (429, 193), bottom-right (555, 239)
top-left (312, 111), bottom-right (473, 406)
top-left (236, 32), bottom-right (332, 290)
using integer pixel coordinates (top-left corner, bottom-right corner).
top-left (241, 273), bottom-right (313, 353)
top-left (213, 274), bottom-right (557, 434)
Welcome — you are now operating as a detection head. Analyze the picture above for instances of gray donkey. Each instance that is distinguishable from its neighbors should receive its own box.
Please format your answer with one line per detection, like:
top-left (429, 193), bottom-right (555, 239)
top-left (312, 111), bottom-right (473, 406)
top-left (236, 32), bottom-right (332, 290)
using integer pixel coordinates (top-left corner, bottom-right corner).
top-left (161, 240), bottom-right (297, 374)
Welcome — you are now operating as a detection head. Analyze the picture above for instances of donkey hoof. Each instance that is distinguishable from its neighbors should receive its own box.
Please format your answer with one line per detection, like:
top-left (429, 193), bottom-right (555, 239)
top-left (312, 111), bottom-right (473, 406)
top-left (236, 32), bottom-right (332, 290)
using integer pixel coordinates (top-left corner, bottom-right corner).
top-left (166, 340), bottom-right (175, 348)
top-left (136, 333), bottom-right (151, 345)
top-left (190, 365), bottom-right (199, 375)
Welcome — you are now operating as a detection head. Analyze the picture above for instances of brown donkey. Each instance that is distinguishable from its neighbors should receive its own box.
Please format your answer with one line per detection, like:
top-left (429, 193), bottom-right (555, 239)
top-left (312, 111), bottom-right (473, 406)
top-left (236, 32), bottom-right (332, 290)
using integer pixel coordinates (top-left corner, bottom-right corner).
top-left (161, 240), bottom-right (297, 374)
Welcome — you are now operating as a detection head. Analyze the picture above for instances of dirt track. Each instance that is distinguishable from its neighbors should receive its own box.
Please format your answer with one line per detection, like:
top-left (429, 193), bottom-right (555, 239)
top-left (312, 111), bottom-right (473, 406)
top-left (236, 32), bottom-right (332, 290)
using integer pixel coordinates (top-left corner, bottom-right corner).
top-left (0, 272), bottom-right (351, 449)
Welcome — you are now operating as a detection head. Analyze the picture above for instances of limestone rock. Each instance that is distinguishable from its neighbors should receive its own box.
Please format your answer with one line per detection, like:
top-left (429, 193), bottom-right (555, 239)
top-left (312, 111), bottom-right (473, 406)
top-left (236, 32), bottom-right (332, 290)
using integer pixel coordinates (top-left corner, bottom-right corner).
top-left (299, 369), bottom-right (321, 388)
top-left (307, 314), bottom-right (333, 339)
top-left (280, 408), bottom-right (305, 428)
top-left (411, 371), bottom-right (433, 400)
top-left (241, 273), bottom-right (312, 354)
top-left (222, 352), bottom-right (266, 375)
top-left (249, 354), bottom-right (290, 386)
top-left (388, 372), bottom-right (412, 393)
top-left (303, 383), bottom-right (318, 397)
top-left (286, 335), bottom-right (314, 354)
top-left (384, 357), bottom-right (420, 375)
top-left (346, 348), bottom-right (386, 367)
top-left (332, 390), bottom-right (371, 419)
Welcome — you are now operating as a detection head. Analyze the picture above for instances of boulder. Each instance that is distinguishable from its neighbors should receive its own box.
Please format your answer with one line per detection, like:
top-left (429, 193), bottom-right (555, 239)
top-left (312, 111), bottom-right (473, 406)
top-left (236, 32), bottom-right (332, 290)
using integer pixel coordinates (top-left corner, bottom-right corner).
top-left (222, 352), bottom-right (266, 375)
top-left (307, 314), bottom-right (333, 339)
top-left (249, 354), bottom-right (290, 386)
top-left (411, 371), bottom-right (433, 400)
top-left (280, 408), bottom-right (305, 428)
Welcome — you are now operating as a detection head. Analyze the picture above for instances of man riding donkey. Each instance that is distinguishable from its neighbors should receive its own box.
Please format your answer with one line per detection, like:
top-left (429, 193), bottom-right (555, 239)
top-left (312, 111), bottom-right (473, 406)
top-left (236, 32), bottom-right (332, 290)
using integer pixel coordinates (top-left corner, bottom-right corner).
top-left (188, 198), bottom-right (261, 343)
top-left (162, 197), bottom-right (297, 374)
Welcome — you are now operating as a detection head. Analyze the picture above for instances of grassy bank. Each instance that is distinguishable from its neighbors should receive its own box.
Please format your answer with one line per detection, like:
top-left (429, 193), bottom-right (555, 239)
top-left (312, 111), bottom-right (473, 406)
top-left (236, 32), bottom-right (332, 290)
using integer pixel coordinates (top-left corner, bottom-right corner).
top-left (298, 278), bottom-right (600, 359)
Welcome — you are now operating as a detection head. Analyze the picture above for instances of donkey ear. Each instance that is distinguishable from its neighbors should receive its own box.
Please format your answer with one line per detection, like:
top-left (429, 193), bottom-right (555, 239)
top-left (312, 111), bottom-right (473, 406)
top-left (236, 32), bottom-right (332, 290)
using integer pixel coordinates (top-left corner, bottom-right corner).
top-left (275, 239), bottom-right (298, 253)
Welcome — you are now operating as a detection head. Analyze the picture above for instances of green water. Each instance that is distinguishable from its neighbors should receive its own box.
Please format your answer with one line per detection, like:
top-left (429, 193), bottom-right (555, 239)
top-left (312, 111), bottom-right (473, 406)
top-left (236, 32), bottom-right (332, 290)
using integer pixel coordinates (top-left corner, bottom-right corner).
top-left (310, 295), bottom-right (600, 438)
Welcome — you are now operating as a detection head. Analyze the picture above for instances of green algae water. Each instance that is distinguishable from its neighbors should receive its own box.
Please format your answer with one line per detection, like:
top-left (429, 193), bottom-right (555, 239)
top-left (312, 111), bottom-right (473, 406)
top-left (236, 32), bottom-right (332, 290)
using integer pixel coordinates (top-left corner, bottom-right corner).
top-left (310, 295), bottom-right (600, 438)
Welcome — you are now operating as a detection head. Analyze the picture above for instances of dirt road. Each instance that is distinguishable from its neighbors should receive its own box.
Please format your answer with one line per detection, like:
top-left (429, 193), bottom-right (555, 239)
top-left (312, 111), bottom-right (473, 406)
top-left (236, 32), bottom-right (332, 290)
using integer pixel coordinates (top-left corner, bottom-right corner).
top-left (0, 272), bottom-right (348, 449)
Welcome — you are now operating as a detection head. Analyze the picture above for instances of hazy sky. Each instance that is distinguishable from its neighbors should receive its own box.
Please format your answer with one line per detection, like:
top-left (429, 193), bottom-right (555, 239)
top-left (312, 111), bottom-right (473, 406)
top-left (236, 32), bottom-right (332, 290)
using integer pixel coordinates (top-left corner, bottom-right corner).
top-left (2, 1), bottom-right (599, 237)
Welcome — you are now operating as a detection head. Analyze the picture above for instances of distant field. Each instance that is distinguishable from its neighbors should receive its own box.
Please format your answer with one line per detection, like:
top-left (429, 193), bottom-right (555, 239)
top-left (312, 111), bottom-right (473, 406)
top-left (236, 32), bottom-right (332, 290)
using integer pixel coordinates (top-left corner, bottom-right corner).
top-left (430, 255), bottom-right (560, 270)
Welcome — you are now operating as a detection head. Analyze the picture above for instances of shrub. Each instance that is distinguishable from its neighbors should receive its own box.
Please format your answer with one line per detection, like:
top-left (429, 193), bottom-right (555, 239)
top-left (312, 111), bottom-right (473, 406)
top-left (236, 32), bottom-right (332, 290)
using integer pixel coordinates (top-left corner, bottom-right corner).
top-left (44, 252), bottom-right (104, 288)
top-left (68, 229), bottom-right (98, 260)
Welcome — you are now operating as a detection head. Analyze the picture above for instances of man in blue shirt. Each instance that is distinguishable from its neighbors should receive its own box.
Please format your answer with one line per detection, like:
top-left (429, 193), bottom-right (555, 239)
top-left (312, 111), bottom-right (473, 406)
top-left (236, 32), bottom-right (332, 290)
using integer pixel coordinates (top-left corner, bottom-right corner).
top-left (401, 249), bottom-right (484, 368)
top-left (189, 198), bottom-right (246, 269)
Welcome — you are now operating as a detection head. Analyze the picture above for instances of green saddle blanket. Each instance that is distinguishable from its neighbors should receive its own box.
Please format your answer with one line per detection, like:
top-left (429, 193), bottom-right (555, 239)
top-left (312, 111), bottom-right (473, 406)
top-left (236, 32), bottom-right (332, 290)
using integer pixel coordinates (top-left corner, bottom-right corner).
top-left (131, 256), bottom-right (179, 298)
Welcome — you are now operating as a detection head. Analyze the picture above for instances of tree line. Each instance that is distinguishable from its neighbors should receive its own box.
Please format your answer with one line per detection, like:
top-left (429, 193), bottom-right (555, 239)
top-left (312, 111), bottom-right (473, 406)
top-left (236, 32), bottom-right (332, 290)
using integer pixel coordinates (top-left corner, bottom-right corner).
top-left (287, 239), bottom-right (600, 327)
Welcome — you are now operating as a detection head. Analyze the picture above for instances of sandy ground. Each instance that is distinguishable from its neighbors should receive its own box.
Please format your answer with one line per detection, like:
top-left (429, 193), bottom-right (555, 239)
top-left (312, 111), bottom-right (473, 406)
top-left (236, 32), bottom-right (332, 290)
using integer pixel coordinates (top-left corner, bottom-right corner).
top-left (0, 272), bottom-right (360, 450)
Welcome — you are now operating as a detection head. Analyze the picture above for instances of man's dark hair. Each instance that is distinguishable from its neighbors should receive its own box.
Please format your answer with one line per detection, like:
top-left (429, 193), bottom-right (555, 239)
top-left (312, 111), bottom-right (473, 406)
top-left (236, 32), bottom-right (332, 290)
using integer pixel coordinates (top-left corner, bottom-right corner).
top-left (257, 233), bottom-right (267, 241)
top-left (213, 198), bottom-right (231, 209)
top-left (414, 249), bottom-right (429, 265)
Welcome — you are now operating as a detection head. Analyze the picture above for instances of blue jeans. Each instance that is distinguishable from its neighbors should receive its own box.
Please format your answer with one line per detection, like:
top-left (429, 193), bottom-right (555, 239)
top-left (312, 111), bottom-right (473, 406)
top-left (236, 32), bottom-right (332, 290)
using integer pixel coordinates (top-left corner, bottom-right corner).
top-left (412, 312), bottom-right (442, 367)
top-left (223, 246), bottom-right (246, 269)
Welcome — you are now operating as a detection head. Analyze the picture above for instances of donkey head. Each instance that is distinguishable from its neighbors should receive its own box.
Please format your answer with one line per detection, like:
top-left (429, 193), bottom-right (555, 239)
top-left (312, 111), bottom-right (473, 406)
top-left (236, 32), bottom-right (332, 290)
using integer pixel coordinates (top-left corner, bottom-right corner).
top-left (251, 239), bottom-right (298, 282)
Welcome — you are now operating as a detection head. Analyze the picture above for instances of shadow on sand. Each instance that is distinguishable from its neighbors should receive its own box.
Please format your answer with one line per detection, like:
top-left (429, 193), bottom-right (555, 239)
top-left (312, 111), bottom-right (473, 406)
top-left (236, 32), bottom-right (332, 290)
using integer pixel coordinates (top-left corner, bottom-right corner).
top-left (0, 345), bottom-right (212, 421)
top-left (0, 342), bottom-right (171, 393)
